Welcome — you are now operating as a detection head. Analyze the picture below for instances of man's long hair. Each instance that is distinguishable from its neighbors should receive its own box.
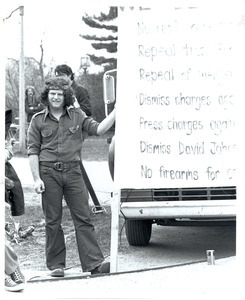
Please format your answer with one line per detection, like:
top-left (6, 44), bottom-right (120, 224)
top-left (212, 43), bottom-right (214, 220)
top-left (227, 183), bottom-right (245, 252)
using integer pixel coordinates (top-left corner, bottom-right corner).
top-left (40, 86), bottom-right (74, 107)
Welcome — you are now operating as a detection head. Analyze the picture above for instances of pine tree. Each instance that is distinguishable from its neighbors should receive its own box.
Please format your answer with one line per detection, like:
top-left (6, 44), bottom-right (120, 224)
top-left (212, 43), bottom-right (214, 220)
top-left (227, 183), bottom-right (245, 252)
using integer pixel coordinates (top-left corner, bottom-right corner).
top-left (80, 7), bottom-right (118, 70)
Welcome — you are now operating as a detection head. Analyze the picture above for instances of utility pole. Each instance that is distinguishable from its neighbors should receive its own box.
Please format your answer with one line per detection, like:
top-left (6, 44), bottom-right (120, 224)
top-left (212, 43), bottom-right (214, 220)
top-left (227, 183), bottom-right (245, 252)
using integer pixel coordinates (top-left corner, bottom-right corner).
top-left (19, 6), bottom-right (25, 153)
top-left (4, 6), bottom-right (25, 152)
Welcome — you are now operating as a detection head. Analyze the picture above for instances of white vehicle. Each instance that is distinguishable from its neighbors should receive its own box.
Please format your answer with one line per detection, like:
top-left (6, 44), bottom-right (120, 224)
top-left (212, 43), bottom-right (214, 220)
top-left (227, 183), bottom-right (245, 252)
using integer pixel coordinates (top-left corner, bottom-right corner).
top-left (104, 70), bottom-right (236, 246)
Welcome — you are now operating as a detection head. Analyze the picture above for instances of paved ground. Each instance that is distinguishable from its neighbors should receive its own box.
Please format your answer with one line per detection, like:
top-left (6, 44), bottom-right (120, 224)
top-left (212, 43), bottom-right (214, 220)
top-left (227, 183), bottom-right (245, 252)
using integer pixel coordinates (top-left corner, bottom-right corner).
top-left (3, 257), bottom-right (242, 300)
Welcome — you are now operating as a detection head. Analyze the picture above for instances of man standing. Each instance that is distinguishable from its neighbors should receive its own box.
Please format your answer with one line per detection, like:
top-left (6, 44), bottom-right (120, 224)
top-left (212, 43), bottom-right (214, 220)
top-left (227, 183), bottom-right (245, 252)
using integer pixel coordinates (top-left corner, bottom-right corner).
top-left (5, 111), bottom-right (25, 291)
top-left (54, 64), bottom-right (92, 116)
top-left (27, 78), bottom-right (115, 277)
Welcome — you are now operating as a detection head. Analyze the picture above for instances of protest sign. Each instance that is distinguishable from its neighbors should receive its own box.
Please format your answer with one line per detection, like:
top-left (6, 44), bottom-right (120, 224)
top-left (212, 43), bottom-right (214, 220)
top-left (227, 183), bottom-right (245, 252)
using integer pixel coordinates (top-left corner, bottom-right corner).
top-left (115, 3), bottom-right (242, 188)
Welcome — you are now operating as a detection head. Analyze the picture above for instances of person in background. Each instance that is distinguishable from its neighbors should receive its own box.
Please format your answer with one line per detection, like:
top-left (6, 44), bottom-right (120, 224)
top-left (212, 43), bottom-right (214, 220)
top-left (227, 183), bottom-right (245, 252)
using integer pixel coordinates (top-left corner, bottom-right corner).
top-left (25, 86), bottom-right (44, 123)
top-left (5, 110), bottom-right (25, 220)
top-left (27, 77), bottom-right (115, 277)
top-left (54, 64), bottom-right (92, 116)
top-left (5, 165), bottom-right (25, 293)
top-left (5, 238), bottom-right (25, 292)
top-left (5, 110), bottom-right (25, 292)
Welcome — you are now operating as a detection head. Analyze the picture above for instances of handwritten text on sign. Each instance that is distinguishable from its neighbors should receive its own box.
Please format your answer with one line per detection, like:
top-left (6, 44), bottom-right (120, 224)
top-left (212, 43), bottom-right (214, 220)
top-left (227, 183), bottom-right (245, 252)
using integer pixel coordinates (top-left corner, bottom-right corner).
top-left (115, 6), bottom-right (239, 188)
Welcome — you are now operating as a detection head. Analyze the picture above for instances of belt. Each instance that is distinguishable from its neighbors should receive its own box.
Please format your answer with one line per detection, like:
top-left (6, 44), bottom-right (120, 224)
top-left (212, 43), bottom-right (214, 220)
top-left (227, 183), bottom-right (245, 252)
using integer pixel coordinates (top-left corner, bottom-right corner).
top-left (39, 161), bottom-right (80, 171)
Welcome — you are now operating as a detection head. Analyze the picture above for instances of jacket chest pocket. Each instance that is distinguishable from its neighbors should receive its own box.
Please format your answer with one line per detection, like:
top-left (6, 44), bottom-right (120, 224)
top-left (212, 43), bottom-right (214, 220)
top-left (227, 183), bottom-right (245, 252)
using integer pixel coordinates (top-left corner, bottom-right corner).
top-left (68, 126), bottom-right (81, 140)
top-left (41, 128), bottom-right (53, 142)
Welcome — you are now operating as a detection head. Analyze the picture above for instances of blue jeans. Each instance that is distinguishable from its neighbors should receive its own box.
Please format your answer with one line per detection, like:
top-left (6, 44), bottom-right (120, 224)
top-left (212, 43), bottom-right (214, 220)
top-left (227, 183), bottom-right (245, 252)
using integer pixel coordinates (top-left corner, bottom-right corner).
top-left (40, 164), bottom-right (104, 272)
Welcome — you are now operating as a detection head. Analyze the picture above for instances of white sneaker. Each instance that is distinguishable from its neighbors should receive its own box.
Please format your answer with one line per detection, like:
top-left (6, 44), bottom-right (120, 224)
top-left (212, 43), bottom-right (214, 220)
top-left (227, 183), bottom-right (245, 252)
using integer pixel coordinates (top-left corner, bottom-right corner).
top-left (5, 275), bottom-right (24, 292)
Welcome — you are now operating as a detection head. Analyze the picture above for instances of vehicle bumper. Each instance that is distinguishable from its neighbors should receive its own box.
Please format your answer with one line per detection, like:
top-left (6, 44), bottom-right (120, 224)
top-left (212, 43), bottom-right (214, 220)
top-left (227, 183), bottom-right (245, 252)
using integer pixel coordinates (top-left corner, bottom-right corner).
top-left (120, 200), bottom-right (236, 220)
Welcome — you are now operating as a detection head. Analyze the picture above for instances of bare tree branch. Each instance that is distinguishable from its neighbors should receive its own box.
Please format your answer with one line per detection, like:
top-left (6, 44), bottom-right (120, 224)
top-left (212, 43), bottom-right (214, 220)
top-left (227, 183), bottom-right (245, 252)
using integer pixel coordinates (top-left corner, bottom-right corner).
top-left (39, 42), bottom-right (44, 84)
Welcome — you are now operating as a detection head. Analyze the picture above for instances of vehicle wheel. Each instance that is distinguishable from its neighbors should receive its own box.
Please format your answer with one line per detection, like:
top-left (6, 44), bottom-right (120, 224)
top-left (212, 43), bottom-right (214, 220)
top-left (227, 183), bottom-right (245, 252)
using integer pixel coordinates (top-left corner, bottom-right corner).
top-left (125, 220), bottom-right (152, 246)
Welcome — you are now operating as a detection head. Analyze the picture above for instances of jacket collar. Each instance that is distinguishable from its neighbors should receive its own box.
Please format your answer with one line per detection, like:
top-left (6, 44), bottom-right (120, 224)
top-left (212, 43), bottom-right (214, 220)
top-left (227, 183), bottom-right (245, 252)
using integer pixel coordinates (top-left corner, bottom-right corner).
top-left (44, 106), bottom-right (72, 121)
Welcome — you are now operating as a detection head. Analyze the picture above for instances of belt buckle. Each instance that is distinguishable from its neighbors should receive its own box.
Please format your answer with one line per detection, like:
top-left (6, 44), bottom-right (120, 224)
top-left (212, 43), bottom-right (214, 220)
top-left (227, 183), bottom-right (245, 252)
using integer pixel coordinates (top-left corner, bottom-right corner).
top-left (54, 162), bottom-right (63, 171)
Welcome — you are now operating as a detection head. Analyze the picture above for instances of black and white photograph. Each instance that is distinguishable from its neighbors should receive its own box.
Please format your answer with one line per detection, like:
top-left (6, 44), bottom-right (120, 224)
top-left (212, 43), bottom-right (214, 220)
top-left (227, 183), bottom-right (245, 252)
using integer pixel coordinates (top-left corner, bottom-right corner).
top-left (1, 0), bottom-right (244, 299)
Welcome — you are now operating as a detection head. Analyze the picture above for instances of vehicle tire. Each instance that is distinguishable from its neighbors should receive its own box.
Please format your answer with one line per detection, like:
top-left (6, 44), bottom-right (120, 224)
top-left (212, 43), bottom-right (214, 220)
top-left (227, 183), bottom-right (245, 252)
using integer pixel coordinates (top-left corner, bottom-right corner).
top-left (125, 220), bottom-right (152, 246)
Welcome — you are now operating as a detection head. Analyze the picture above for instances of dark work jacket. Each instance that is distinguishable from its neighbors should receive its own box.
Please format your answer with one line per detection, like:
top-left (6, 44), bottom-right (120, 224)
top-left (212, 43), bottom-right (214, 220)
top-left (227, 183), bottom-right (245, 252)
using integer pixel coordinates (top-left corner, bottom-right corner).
top-left (27, 106), bottom-right (99, 162)
top-left (71, 81), bottom-right (92, 116)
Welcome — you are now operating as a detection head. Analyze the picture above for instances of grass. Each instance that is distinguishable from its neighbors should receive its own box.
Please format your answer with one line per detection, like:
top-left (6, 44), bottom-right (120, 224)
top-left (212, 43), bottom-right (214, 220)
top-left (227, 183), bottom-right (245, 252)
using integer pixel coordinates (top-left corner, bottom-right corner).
top-left (81, 134), bottom-right (113, 161)
top-left (5, 203), bottom-right (119, 272)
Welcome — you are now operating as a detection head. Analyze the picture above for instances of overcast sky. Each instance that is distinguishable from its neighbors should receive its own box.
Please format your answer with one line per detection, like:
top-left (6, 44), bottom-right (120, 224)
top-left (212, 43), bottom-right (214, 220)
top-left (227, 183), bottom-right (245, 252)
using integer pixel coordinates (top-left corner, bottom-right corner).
top-left (1, 0), bottom-right (116, 74)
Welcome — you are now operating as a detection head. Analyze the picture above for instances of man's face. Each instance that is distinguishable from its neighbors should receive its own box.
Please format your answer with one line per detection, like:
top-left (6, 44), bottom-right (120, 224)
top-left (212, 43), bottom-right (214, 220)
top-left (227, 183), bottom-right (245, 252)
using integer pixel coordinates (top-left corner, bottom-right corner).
top-left (48, 89), bottom-right (64, 110)
top-left (28, 88), bottom-right (34, 96)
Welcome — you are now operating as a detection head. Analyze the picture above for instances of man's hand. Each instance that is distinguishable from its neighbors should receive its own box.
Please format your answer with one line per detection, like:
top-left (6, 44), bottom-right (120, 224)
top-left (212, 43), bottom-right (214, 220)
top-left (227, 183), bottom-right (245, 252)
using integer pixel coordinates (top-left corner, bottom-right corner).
top-left (34, 179), bottom-right (45, 194)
